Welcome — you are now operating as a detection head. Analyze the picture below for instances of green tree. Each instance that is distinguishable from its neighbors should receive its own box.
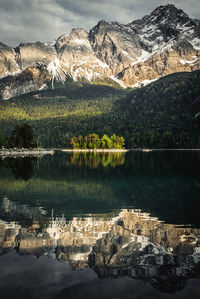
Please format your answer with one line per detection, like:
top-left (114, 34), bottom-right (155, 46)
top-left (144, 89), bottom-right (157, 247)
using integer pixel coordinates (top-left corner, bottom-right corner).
top-left (101, 134), bottom-right (113, 149)
top-left (87, 134), bottom-right (99, 149)
top-left (70, 136), bottom-right (78, 149)
top-left (8, 123), bottom-right (36, 148)
top-left (78, 135), bottom-right (83, 148)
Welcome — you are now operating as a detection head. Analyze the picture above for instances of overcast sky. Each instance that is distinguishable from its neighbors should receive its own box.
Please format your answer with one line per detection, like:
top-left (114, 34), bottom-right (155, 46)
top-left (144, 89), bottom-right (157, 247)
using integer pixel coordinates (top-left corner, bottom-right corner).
top-left (0, 0), bottom-right (199, 47)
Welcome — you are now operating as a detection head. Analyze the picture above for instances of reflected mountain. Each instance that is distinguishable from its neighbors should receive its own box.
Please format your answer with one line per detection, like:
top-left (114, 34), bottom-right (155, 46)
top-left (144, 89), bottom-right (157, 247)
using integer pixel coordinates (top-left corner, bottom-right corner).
top-left (0, 198), bottom-right (200, 294)
top-left (0, 196), bottom-right (49, 227)
top-left (1, 151), bottom-right (200, 297)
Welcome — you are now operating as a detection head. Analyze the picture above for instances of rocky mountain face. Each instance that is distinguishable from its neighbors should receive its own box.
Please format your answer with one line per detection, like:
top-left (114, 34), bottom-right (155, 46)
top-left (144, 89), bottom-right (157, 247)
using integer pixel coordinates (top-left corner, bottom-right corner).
top-left (0, 4), bottom-right (200, 99)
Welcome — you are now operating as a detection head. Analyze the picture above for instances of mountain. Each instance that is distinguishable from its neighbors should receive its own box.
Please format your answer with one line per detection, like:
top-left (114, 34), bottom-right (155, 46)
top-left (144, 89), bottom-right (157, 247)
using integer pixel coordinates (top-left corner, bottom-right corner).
top-left (0, 4), bottom-right (200, 99)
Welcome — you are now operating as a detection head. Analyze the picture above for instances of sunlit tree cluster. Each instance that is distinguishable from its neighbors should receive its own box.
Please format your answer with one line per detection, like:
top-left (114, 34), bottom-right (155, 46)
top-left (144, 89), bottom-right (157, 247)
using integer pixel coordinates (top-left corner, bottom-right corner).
top-left (69, 134), bottom-right (125, 149)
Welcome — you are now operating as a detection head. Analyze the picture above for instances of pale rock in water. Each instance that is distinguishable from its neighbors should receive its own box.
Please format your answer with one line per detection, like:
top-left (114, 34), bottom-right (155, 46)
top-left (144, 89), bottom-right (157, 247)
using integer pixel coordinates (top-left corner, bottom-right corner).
top-left (0, 4), bottom-right (200, 99)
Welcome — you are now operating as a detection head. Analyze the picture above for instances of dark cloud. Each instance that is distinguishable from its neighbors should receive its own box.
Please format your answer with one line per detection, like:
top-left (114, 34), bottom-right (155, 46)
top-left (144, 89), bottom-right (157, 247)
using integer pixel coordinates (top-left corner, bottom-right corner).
top-left (1, 251), bottom-right (200, 299)
top-left (0, 0), bottom-right (199, 47)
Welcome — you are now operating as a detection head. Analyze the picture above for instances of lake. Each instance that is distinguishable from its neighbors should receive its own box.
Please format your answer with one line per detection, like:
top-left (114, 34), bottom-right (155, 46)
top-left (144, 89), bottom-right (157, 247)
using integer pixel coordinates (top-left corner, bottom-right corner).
top-left (0, 150), bottom-right (200, 299)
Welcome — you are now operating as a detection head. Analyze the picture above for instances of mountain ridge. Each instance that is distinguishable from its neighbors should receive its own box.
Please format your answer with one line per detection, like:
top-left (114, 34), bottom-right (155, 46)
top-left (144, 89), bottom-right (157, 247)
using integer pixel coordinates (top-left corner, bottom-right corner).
top-left (0, 4), bottom-right (200, 99)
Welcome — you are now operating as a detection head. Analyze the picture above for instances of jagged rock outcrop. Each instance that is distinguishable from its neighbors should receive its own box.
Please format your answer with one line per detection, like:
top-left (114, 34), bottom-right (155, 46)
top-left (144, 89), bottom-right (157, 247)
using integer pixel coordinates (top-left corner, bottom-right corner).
top-left (0, 43), bottom-right (20, 77)
top-left (0, 4), bottom-right (200, 99)
top-left (118, 46), bottom-right (200, 85)
top-left (15, 42), bottom-right (57, 69)
top-left (89, 20), bottom-right (141, 75)
top-left (0, 64), bottom-right (51, 100)
top-left (54, 28), bottom-right (112, 83)
top-left (89, 5), bottom-right (200, 86)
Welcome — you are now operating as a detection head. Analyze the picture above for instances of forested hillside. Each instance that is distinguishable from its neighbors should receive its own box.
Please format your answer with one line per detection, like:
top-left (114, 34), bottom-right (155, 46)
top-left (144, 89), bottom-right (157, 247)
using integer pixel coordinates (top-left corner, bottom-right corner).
top-left (0, 80), bottom-right (127, 147)
top-left (119, 71), bottom-right (200, 148)
top-left (0, 71), bottom-right (200, 148)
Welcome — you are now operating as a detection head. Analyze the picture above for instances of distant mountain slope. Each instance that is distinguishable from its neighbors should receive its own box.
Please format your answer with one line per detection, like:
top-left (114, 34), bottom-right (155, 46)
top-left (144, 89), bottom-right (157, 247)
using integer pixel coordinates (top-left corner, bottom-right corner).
top-left (0, 4), bottom-right (200, 99)
top-left (118, 70), bottom-right (200, 148)
top-left (0, 71), bottom-right (200, 148)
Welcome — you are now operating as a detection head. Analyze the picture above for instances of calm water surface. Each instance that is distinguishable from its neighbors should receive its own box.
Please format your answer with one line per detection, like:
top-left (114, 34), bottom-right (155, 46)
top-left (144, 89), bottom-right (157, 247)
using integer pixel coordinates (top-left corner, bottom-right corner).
top-left (0, 150), bottom-right (200, 299)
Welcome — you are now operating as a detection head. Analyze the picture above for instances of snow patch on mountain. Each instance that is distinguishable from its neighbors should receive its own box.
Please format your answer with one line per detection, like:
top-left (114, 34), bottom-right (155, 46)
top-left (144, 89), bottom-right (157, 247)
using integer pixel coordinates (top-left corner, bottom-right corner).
top-left (191, 37), bottom-right (200, 50)
top-left (73, 38), bottom-right (91, 48)
top-left (47, 57), bottom-right (67, 88)
top-left (132, 78), bottom-right (159, 88)
top-left (180, 57), bottom-right (198, 65)
top-left (131, 50), bottom-right (152, 65)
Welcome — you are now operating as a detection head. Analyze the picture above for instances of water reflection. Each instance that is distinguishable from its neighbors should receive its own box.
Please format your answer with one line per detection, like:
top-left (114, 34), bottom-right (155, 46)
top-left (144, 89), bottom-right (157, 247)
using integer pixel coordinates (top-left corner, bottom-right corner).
top-left (0, 151), bottom-right (200, 225)
top-left (1, 151), bottom-right (200, 298)
top-left (69, 152), bottom-right (125, 168)
top-left (0, 197), bottom-right (200, 294)
top-left (0, 157), bottom-right (35, 180)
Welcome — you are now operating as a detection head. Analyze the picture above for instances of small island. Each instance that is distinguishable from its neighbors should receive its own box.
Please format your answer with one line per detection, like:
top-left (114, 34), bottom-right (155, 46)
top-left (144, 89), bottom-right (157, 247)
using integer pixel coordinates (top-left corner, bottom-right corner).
top-left (63, 133), bottom-right (128, 152)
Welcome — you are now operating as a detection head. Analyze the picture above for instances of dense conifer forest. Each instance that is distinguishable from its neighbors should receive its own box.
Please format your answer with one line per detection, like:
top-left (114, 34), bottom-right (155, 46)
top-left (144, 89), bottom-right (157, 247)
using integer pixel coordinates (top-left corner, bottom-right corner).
top-left (0, 71), bottom-right (200, 148)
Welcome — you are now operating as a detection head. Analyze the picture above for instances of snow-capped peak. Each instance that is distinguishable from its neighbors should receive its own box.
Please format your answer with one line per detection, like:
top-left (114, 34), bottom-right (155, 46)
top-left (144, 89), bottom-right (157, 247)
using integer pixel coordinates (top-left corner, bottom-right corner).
top-left (1, 4), bottom-right (200, 99)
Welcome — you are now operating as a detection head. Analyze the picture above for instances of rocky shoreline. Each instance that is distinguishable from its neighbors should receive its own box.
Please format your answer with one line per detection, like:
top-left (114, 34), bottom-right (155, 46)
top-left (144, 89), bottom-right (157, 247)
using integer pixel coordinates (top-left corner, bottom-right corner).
top-left (62, 149), bottom-right (128, 153)
top-left (0, 148), bottom-right (54, 157)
